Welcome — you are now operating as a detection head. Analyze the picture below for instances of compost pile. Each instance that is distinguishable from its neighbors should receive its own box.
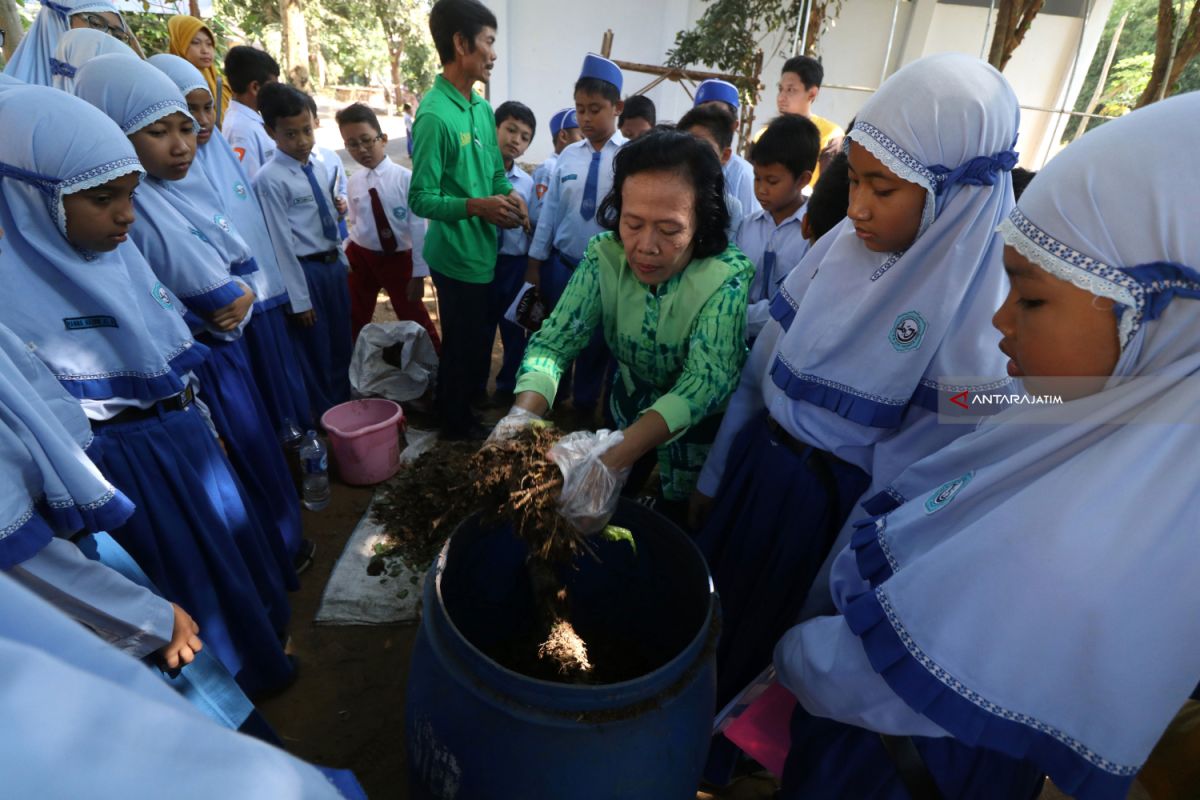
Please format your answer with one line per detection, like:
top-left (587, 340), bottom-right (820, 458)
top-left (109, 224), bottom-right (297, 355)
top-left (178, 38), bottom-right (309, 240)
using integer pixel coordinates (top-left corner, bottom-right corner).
top-left (371, 426), bottom-right (614, 682)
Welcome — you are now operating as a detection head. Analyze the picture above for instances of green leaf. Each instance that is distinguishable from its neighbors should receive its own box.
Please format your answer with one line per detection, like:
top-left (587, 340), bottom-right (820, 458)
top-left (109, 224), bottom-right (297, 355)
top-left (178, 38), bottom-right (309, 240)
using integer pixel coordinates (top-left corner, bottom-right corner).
top-left (601, 525), bottom-right (636, 555)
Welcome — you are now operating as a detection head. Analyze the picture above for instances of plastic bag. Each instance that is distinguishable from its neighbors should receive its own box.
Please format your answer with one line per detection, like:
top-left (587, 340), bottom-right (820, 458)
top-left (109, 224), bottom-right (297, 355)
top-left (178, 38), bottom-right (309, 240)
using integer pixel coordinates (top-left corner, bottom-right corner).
top-left (486, 406), bottom-right (542, 445)
top-left (549, 429), bottom-right (631, 535)
top-left (349, 321), bottom-right (438, 402)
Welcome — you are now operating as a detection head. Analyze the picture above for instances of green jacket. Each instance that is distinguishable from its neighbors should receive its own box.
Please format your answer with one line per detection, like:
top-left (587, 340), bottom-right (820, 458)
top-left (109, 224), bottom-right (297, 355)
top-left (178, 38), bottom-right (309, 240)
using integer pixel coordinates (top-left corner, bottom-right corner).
top-left (409, 75), bottom-right (513, 283)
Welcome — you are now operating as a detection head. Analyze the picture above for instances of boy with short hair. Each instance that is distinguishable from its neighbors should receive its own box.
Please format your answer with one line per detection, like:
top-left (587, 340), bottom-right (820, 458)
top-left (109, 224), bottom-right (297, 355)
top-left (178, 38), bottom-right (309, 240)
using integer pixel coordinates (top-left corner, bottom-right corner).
top-left (336, 102), bottom-right (440, 349)
top-left (485, 100), bottom-right (537, 404)
top-left (410, 0), bottom-right (528, 440)
top-left (775, 55), bottom-right (844, 184)
top-left (222, 45), bottom-right (280, 179)
top-left (693, 78), bottom-right (759, 217)
top-left (530, 108), bottom-right (579, 226)
top-left (254, 83), bottom-right (353, 417)
top-left (739, 113), bottom-right (820, 339)
top-left (526, 53), bottom-right (627, 416)
top-left (677, 103), bottom-right (745, 236)
top-left (618, 94), bottom-right (656, 140)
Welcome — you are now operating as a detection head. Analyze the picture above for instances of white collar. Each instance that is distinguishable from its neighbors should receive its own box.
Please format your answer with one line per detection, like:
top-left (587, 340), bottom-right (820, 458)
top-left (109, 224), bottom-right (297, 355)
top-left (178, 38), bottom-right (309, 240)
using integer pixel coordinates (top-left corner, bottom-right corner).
top-left (367, 156), bottom-right (397, 178)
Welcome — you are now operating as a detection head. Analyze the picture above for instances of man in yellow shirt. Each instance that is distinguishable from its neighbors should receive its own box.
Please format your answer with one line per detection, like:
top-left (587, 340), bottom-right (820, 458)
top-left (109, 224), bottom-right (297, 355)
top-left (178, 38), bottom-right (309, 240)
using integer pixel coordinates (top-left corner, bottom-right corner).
top-left (765, 55), bottom-right (844, 187)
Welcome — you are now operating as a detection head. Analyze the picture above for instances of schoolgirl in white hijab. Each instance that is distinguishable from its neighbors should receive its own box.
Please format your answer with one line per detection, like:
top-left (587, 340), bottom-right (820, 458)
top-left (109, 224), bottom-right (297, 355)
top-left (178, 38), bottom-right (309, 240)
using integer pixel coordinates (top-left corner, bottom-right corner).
top-left (73, 53), bottom-right (306, 573)
top-left (694, 53), bottom-right (1019, 717)
top-left (0, 85), bottom-right (295, 698)
top-left (49, 26), bottom-right (136, 93)
top-left (776, 91), bottom-right (1200, 800)
top-left (2, 0), bottom-right (132, 86)
top-left (149, 53), bottom-right (314, 434)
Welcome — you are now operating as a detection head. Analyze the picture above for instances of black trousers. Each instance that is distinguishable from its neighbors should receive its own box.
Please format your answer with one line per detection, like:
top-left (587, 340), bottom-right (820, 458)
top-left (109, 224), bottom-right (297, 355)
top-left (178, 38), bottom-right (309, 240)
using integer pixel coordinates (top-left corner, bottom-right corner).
top-left (431, 270), bottom-right (492, 433)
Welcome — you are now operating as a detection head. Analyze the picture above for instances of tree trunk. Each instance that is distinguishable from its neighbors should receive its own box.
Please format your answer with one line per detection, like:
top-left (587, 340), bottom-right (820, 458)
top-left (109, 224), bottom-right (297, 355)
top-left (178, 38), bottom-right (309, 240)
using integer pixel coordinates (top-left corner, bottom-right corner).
top-left (307, 23), bottom-right (323, 88)
top-left (189, 0), bottom-right (201, 18)
top-left (1137, 0), bottom-right (1200, 106)
top-left (0, 0), bottom-right (23, 62)
top-left (389, 46), bottom-right (404, 114)
top-left (279, 0), bottom-right (311, 91)
top-left (989, 0), bottom-right (1045, 71)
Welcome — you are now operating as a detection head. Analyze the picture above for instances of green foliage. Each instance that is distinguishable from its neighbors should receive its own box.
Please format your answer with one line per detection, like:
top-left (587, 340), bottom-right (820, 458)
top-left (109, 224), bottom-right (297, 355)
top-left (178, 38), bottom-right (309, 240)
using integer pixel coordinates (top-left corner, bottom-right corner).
top-left (1070, 0), bottom-right (1200, 136)
top-left (667, 0), bottom-right (801, 97)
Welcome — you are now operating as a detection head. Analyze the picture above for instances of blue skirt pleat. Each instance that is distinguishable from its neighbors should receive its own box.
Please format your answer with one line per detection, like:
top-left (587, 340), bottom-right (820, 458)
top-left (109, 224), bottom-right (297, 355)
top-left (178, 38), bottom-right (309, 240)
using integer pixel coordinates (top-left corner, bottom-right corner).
top-left (195, 336), bottom-right (304, 564)
top-left (295, 257), bottom-right (352, 419)
top-left (697, 412), bottom-right (870, 708)
top-left (780, 703), bottom-right (1044, 800)
top-left (86, 406), bottom-right (295, 697)
top-left (243, 302), bottom-right (313, 432)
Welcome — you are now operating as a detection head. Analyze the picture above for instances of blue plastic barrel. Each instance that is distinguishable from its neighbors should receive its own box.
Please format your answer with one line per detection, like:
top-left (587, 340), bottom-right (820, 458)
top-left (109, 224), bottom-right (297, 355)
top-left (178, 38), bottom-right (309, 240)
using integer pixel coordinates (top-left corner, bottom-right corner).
top-left (405, 498), bottom-right (719, 799)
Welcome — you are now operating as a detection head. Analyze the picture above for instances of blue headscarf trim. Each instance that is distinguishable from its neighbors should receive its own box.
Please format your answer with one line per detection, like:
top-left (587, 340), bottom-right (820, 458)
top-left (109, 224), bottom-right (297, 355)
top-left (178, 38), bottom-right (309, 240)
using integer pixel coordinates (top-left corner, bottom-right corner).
top-left (43, 0), bottom-right (72, 18)
top-left (57, 344), bottom-right (208, 402)
top-left (929, 150), bottom-right (1018, 195)
top-left (0, 491), bottom-right (135, 570)
top-left (49, 58), bottom-right (76, 78)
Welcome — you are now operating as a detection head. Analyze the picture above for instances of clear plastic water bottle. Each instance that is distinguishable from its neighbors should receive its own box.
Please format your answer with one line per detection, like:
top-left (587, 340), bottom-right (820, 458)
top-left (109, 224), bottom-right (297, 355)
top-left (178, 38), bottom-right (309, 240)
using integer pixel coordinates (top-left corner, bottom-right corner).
top-left (279, 419), bottom-right (303, 451)
top-left (299, 430), bottom-right (330, 511)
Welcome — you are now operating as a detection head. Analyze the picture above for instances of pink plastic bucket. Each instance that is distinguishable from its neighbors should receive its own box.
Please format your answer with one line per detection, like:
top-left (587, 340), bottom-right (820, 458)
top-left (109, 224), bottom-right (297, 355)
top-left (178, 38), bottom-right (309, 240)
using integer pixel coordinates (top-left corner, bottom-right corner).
top-left (320, 399), bottom-right (405, 485)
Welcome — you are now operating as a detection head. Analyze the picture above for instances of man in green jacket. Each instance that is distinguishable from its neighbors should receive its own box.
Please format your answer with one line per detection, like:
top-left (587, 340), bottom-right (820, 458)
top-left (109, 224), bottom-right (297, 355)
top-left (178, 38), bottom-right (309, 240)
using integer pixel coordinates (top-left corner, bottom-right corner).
top-left (411, 0), bottom-right (529, 440)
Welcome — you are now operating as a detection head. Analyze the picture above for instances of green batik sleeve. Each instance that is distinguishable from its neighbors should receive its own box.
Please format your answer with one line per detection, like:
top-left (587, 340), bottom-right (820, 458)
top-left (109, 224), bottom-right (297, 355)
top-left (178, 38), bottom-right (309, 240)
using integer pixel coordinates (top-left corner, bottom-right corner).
top-left (408, 113), bottom-right (470, 222)
top-left (514, 248), bottom-right (604, 407)
top-left (648, 272), bottom-right (750, 434)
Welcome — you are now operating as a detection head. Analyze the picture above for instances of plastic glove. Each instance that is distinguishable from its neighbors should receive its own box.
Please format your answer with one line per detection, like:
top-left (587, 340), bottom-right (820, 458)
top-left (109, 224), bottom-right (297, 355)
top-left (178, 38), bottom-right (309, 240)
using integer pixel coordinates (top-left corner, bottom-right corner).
top-left (549, 429), bottom-right (631, 535)
top-left (486, 406), bottom-right (543, 445)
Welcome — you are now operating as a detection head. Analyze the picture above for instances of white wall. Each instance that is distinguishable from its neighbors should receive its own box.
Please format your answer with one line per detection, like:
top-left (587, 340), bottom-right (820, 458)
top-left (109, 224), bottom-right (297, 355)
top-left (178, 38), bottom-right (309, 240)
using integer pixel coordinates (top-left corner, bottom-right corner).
top-left (483, 0), bottom-right (1113, 167)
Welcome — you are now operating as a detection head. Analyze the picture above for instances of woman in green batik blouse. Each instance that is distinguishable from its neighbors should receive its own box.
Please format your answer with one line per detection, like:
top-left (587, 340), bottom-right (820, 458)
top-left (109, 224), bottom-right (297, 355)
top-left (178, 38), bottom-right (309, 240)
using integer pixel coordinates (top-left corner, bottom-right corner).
top-left (494, 129), bottom-right (753, 529)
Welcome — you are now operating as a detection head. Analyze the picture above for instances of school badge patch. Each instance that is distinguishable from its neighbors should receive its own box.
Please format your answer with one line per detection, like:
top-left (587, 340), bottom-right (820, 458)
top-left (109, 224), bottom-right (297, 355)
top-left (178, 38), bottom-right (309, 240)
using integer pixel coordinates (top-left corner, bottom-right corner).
top-left (151, 282), bottom-right (173, 309)
top-left (392, 206), bottom-right (408, 221)
top-left (889, 310), bottom-right (926, 352)
top-left (233, 182), bottom-right (248, 199)
top-left (924, 471), bottom-right (973, 514)
top-left (213, 214), bottom-right (231, 232)
top-left (459, 131), bottom-right (472, 147)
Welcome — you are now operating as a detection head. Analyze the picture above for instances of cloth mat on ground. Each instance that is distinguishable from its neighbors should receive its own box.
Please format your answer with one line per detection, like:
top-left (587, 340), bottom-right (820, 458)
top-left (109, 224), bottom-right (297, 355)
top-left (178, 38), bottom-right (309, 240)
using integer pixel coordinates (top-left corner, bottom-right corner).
top-left (314, 427), bottom-right (438, 625)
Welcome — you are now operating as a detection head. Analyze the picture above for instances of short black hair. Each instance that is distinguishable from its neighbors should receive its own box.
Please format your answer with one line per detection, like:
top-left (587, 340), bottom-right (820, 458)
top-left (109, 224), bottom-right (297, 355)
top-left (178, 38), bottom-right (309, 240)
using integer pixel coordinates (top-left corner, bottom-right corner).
top-left (304, 94), bottom-right (319, 117)
top-left (224, 46), bottom-right (280, 94)
top-left (676, 105), bottom-right (736, 151)
top-left (259, 83), bottom-right (312, 129)
top-left (494, 100), bottom-right (536, 137)
top-left (618, 95), bottom-right (656, 127)
top-left (1011, 167), bottom-right (1036, 201)
top-left (597, 129), bottom-right (729, 259)
top-left (750, 114), bottom-right (820, 179)
top-left (805, 151), bottom-right (850, 241)
top-left (429, 0), bottom-right (497, 66)
top-left (781, 55), bottom-right (824, 90)
top-left (574, 77), bottom-right (621, 106)
top-left (335, 102), bottom-right (382, 134)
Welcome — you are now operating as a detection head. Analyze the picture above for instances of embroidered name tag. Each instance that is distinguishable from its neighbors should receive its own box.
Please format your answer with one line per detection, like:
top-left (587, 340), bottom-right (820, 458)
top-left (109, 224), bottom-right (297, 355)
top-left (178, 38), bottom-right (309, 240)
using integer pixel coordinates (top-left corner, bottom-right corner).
top-left (560, 173), bottom-right (578, 183)
top-left (292, 195), bottom-right (314, 205)
top-left (63, 315), bottom-right (118, 331)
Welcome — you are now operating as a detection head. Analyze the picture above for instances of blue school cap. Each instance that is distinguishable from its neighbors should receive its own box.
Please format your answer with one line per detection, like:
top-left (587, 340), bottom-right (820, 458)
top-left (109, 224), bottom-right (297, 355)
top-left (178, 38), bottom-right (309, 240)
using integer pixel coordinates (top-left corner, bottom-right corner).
top-left (579, 53), bottom-right (623, 93)
top-left (695, 79), bottom-right (740, 110)
top-left (562, 109), bottom-right (579, 130)
top-left (549, 107), bottom-right (572, 137)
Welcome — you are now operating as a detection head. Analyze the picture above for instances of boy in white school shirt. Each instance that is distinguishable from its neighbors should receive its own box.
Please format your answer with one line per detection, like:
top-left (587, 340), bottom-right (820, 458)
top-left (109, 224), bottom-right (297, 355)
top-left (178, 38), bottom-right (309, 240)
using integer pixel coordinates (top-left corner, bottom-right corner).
top-left (221, 46), bottom-right (280, 180)
top-left (336, 102), bottom-right (440, 349)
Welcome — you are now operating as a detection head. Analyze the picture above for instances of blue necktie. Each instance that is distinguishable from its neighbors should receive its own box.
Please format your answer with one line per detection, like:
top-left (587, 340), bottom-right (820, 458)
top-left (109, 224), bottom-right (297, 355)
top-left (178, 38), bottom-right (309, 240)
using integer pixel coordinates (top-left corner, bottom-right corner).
top-left (301, 161), bottom-right (339, 243)
top-left (580, 150), bottom-right (601, 221)
top-left (761, 249), bottom-right (777, 297)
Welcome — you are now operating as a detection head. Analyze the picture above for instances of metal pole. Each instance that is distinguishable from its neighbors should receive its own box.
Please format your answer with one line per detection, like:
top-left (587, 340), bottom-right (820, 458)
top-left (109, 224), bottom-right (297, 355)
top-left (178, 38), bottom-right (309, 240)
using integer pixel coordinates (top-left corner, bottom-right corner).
top-left (1039, 0), bottom-right (1092, 167)
top-left (1158, 0), bottom-right (1188, 102)
top-left (881, 0), bottom-right (902, 86)
top-left (980, 0), bottom-right (997, 59)
top-left (791, 0), bottom-right (804, 56)
top-left (799, 0), bottom-right (813, 56)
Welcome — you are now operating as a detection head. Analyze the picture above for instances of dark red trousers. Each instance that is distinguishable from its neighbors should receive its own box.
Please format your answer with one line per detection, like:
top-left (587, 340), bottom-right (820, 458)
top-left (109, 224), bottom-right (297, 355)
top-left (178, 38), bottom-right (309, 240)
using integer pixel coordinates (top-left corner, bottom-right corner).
top-left (345, 241), bottom-right (442, 352)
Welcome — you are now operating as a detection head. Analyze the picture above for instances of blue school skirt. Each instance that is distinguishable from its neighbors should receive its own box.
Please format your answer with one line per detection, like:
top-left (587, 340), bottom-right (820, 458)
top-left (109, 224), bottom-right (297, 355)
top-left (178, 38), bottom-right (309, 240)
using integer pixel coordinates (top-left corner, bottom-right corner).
top-left (295, 256), bottom-right (352, 419)
top-left (243, 296), bottom-right (313, 433)
top-left (195, 334), bottom-right (304, 564)
top-left (780, 704), bottom-right (1044, 799)
top-left (86, 404), bottom-right (295, 698)
top-left (697, 411), bottom-right (870, 708)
